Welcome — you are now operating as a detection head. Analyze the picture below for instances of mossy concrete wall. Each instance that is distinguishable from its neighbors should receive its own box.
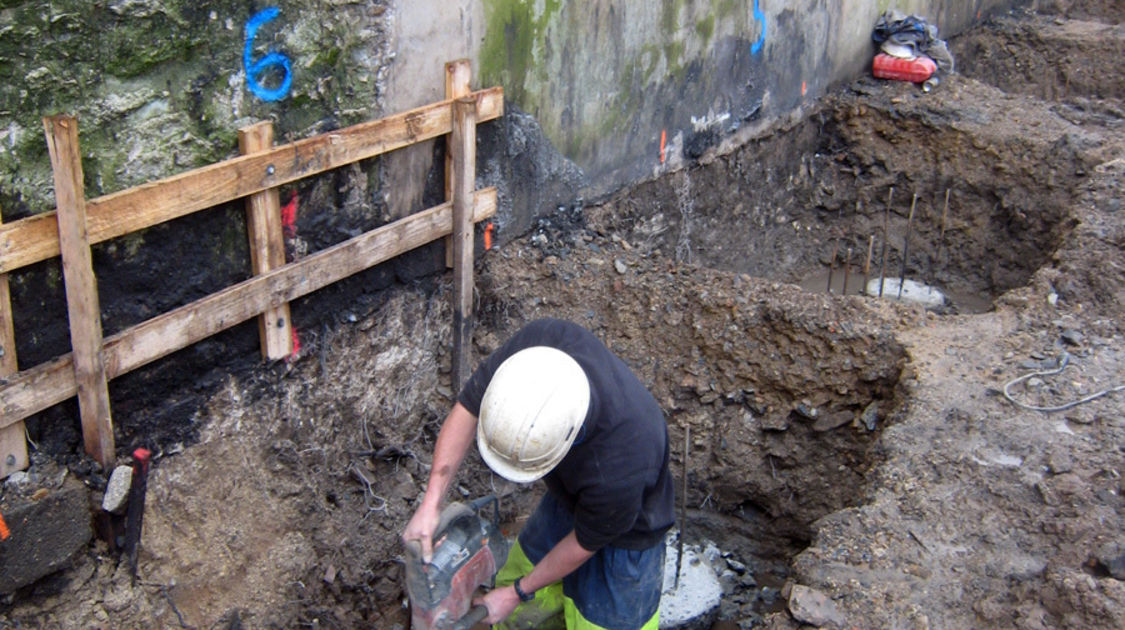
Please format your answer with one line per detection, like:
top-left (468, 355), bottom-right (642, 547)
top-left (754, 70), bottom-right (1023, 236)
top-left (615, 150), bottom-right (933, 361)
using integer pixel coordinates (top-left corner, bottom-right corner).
top-left (0, 0), bottom-right (392, 219)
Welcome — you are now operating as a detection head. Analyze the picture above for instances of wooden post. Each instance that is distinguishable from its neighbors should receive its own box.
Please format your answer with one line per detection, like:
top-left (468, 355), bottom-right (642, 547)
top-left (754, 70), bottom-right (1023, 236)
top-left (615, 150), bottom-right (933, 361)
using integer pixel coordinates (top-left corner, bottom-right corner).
top-left (43, 115), bottom-right (114, 469)
top-left (238, 121), bottom-right (293, 360)
top-left (445, 59), bottom-right (472, 268)
top-left (450, 97), bottom-right (478, 390)
top-left (0, 209), bottom-right (27, 479)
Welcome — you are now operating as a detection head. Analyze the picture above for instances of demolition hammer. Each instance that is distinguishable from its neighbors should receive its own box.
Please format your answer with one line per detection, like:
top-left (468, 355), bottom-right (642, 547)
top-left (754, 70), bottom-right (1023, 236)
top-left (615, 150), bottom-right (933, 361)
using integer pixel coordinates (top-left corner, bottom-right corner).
top-left (404, 495), bottom-right (509, 630)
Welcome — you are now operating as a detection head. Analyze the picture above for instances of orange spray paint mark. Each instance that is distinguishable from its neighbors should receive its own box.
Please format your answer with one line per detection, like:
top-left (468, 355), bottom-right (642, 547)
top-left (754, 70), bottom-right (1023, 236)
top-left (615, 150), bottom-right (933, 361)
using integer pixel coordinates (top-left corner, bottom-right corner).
top-left (0, 512), bottom-right (9, 541)
top-left (484, 222), bottom-right (494, 251)
top-left (977, 10), bottom-right (981, 19)
top-left (659, 129), bottom-right (667, 164)
top-left (802, 81), bottom-right (807, 97)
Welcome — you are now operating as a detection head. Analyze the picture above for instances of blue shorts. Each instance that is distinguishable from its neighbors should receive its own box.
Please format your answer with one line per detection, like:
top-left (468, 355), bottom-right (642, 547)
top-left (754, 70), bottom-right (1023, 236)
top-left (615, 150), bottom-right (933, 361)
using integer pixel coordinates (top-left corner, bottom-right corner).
top-left (495, 492), bottom-right (665, 630)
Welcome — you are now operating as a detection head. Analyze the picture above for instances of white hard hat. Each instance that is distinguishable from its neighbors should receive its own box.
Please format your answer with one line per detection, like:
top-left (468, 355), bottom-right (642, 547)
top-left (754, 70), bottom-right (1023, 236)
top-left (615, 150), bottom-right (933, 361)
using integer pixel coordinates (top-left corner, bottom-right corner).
top-left (476, 346), bottom-right (591, 483)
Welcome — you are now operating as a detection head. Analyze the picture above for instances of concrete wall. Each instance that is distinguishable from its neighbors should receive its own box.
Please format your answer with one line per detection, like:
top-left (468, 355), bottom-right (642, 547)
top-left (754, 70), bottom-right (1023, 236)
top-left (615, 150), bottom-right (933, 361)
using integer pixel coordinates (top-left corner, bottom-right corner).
top-left (0, 0), bottom-right (1017, 226)
top-left (387, 0), bottom-right (1018, 207)
top-left (0, 0), bottom-right (1018, 368)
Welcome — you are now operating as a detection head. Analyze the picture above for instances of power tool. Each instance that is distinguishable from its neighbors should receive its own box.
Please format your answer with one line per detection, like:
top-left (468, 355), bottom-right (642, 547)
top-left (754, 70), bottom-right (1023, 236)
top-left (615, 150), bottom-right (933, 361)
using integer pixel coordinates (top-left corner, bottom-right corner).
top-left (404, 495), bottom-right (509, 630)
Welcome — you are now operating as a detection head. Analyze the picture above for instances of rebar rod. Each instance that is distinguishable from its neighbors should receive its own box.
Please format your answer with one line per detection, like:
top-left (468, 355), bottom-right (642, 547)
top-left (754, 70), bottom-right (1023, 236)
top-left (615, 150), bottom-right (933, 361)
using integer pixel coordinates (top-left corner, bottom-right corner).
top-left (843, 247), bottom-right (852, 295)
top-left (879, 186), bottom-right (893, 297)
top-left (863, 235), bottom-right (874, 295)
top-left (675, 425), bottom-right (690, 590)
top-left (827, 238), bottom-right (840, 293)
top-left (935, 188), bottom-right (950, 281)
top-left (898, 193), bottom-right (918, 300)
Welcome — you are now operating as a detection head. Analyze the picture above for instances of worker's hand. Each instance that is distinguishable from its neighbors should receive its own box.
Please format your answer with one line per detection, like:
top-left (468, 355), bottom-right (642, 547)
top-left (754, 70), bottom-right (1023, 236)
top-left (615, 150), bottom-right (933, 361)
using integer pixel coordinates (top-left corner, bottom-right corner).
top-left (477, 584), bottom-right (521, 625)
top-left (402, 503), bottom-right (441, 563)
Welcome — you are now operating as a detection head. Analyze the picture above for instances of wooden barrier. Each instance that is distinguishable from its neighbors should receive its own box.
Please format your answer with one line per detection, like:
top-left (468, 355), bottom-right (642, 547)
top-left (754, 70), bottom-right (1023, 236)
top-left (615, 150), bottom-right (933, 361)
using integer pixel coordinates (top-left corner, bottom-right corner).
top-left (0, 70), bottom-right (503, 472)
top-left (0, 212), bottom-right (24, 479)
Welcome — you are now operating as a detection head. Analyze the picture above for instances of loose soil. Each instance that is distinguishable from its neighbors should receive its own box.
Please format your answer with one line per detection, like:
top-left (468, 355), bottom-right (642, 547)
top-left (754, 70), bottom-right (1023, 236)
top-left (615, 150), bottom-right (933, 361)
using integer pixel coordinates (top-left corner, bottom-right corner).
top-left (3, 4), bottom-right (1124, 629)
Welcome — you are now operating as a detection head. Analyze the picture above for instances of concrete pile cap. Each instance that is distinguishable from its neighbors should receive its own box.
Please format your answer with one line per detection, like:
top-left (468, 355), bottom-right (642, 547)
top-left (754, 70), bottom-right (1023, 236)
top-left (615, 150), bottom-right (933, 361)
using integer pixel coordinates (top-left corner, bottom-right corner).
top-left (866, 277), bottom-right (947, 307)
top-left (659, 532), bottom-right (723, 630)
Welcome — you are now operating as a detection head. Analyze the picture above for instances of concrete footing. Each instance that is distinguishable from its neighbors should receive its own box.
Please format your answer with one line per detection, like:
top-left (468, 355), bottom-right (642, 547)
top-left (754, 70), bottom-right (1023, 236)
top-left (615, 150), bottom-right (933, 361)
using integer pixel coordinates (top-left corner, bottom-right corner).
top-left (659, 531), bottom-right (723, 629)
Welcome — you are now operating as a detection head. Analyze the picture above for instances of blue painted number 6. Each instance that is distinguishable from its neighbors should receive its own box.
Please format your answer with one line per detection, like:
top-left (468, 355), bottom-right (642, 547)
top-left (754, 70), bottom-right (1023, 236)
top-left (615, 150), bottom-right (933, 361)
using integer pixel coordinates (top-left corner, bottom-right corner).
top-left (244, 7), bottom-right (292, 102)
top-left (750, 0), bottom-right (767, 55)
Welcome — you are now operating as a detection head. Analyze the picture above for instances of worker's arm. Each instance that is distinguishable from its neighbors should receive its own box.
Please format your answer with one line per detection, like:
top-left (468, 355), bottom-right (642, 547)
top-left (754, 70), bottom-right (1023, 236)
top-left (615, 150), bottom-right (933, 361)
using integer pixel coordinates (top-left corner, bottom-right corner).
top-left (401, 402), bottom-right (478, 562)
top-left (478, 530), bottom-right (596, 624)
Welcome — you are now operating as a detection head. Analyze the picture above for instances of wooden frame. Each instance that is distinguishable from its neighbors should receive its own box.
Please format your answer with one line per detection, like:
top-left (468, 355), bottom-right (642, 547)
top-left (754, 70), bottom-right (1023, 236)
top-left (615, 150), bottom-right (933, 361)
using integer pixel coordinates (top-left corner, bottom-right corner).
top-left (0, 73), bottom-right (502, 471)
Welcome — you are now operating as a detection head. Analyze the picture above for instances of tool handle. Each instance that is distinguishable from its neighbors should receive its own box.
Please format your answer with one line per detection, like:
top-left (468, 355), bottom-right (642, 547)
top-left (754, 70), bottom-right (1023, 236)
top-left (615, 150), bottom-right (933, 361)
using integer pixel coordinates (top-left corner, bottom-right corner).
top-left (450, 605), bottom-right (489, 630)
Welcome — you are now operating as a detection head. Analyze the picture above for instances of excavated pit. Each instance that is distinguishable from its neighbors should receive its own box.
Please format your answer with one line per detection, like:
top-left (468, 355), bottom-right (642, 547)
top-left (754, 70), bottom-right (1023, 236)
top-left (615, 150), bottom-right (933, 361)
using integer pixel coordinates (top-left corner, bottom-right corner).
top-left (586, 86), bottom-right (1081, 317)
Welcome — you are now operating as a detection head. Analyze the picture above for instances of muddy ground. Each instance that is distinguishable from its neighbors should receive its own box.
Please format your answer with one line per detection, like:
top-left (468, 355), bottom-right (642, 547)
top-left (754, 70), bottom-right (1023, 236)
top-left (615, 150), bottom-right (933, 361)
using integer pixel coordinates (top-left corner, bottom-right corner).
top-left (2, 3), bottom-right (1124, 629)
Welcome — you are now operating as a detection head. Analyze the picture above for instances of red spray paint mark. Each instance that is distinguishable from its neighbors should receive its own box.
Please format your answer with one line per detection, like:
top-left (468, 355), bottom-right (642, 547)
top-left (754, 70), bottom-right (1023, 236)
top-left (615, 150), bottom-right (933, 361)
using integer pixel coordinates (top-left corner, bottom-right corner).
top-left (281, 192), bottom-right (298, 238)
top-left (0, 511), bottom-right (9, 541)
top-left (802, 81), bottom-right (807, 97)
top-left (484, 222), bottom-right (494, 251)
top-left (659, 129), bottom-right (667, 164)
top-left (289, 327), bottom-right (301, 360)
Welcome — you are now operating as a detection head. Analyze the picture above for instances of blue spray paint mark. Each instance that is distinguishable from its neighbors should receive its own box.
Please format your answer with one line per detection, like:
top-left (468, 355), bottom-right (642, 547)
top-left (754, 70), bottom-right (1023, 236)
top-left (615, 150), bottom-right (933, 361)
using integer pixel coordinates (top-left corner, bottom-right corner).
top-left (244, 7), bottom-right (293, 102)
top-left (750, 0), bottom-right (767, 55)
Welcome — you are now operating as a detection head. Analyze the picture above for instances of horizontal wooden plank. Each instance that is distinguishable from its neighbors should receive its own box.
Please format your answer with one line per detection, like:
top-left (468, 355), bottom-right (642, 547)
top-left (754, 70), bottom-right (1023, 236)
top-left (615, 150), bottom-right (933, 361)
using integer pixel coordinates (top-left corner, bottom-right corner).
top-left (0, 188), bottom-right (498, 427)
top-left (0, 88), bottom-right (503, 273)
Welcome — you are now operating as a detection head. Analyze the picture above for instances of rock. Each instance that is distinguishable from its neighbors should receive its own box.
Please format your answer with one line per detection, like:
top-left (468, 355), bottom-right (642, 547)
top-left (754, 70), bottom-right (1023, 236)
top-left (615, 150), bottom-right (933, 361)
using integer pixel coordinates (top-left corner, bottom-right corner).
top-left (726, 558), bottom-right (748, 574)
top-left (793, 402), bottom-right (818, 420)
top-left (788, 584), bottom-right (846, 628)
top-left (998, 552), bottom-right (1047, 581)
top-left (813, 411), bottom-right (853, 432)
top-left (860, 401), bottom-right (879, 431)
top-left (0, 477), bottom-right (93, 595)
top-left (614, 258), bottom-right (628, 274)
top-left (102, 465), bottom-right (133, 514)
top-left (4, 471), bottom-right (29, 487)
top-left (1094, 541), bottom-right (1125, 580)
top-left (1046, 451), bottom-right (1074, 474)
top-left (760, 413), bottom-right (790, 432)
top-left (1060, 329), bottom-right (1084, 346)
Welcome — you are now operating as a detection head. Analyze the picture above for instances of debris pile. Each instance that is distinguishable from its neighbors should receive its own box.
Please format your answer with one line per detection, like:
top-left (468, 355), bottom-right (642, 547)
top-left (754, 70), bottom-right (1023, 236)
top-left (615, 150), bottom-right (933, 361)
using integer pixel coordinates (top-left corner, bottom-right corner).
top-left (872, 10), bottom-right (955, 91)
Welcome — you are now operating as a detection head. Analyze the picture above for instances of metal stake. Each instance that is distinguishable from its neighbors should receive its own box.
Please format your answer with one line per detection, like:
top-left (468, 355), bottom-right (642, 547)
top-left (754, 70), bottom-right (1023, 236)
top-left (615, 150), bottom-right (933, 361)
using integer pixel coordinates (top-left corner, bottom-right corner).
top-left (879, 186), bottom-right (893, 297)
top-left (863, 235), bottom-right (875, 295)
top-left (827, 238), bottom-right (840, 294)
top-left (675, 425), bottom-right (690, 590)
top-left (843, 247), bottom-right (853, 295)
top-left (935, 188), bottom-right (950, 281)
top-left (898, 193), bottom-right (918, 300)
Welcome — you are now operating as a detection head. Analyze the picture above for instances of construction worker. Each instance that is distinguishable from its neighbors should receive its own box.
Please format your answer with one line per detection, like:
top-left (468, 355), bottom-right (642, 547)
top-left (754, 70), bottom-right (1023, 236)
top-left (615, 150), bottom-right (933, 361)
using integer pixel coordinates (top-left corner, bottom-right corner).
top-left (403, 318), bottom-right (674, 630)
